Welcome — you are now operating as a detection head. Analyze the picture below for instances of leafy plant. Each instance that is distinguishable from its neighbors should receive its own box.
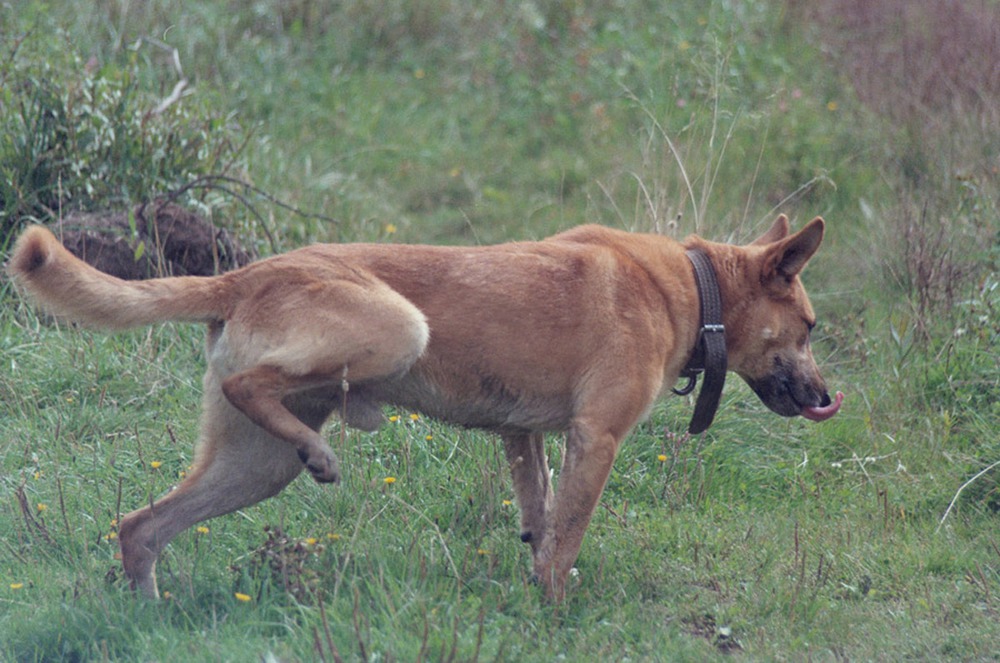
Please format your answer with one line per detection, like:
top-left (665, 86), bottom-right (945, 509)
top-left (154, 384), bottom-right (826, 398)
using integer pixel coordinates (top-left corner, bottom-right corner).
top-left (0, 24), bottom-right (251, 248)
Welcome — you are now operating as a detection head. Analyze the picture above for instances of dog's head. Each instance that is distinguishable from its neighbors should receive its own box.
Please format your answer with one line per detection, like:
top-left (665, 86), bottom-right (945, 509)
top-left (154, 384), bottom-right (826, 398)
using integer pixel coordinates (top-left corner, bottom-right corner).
top-left (707, 215), bottom-right (842, 421)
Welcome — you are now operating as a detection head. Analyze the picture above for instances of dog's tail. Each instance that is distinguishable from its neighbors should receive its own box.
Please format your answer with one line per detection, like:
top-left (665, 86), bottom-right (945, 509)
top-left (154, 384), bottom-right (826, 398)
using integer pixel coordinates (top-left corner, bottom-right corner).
top-left (7, 225), bottom-right (227, 330)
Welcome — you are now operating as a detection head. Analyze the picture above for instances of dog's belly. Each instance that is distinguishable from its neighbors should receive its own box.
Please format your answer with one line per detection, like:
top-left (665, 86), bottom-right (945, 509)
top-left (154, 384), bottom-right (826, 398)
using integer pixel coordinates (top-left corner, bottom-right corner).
top-left (367, 370), bottom-right (573, 434)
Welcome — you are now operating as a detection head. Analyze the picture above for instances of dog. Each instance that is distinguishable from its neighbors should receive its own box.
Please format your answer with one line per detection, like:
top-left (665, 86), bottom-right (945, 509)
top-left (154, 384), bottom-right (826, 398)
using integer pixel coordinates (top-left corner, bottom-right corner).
top-left (7, 214), bottom-right (842, 600)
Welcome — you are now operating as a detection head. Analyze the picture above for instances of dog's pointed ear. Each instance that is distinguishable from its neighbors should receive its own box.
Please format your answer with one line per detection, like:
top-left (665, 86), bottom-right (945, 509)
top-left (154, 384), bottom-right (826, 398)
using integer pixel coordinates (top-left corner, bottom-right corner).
top-left (751, 214), bottom-right (790, 246)
top-left (761, 217), bottom-right (825, 282)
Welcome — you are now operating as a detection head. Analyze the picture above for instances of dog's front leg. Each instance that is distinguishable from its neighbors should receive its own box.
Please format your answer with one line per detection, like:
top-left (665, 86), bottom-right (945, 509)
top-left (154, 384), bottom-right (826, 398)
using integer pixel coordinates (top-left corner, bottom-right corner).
top-left (502, 432), bottom-right (554, 559)
top-left (534, 420), bottom-right (620, 601)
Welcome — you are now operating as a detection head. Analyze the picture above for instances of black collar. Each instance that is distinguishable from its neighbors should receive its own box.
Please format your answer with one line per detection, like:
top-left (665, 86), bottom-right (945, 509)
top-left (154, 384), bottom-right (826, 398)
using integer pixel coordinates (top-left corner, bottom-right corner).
top-left (671, 249), bottom-right (727, 434)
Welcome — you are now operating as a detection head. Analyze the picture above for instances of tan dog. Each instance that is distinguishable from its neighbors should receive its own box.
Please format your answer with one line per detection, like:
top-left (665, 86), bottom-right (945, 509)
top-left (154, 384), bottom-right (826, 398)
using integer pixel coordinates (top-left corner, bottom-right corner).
top-left (7, 215), bottom-right (842, 600)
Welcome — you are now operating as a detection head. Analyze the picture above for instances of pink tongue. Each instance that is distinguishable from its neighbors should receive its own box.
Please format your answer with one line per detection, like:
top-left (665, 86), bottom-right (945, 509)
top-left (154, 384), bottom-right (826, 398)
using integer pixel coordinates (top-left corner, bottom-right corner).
top-left (801, 391), bottom-right (844, 422)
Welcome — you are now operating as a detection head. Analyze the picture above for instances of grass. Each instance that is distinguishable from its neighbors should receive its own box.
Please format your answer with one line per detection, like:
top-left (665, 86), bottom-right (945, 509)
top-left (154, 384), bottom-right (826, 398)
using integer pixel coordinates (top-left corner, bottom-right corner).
top-left (2, 0), bottom-right (999, 660)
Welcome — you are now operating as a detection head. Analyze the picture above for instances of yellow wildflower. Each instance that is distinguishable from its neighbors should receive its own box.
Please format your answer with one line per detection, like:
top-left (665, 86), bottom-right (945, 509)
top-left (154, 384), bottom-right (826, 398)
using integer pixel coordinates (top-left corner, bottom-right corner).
top-left (36, 503), bottom-right (47, 513)
top-left (10, 583), bottom-right (24, 590)
top-left (150, 461), bottom-right (162, 469)
top-left (384, 476), bottom-right (397, 485)
top-left (657, 454), bottom-right (668, 462)
top-left (196, 526), bottom-right (210, 534)
top-left (234, 592), bottom-right (252, 602)
top-left (409, 413), bottom-right (420, 421)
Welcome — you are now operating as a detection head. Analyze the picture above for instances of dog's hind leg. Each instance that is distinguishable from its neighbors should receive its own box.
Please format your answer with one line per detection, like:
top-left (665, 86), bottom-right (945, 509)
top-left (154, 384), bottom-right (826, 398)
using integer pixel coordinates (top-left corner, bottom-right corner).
top-left (502, 432), bottom-right (554, 558)
top-left (222, 365), bottom-right (344, 483)
top-left (118, 368), bottom-right (315, 598)
top-left (220, 275), bottom-right (430, 483)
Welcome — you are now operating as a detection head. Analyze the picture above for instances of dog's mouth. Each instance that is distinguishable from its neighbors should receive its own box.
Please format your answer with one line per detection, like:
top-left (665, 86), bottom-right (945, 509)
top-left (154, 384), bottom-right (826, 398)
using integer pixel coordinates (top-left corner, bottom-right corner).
top-left (744, 374), bottom-right (843, 422)
top-left (800, 391), bottom-right (843, 421)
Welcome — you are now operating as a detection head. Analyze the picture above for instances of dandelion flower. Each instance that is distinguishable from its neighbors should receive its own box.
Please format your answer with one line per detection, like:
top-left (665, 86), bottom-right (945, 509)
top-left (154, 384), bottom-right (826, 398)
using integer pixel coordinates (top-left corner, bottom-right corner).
top-left (425, 435), bottom-right (434, 441)
top-left (105, 532), bottom-right (118, 541)
top-left (327, 533), bottom-right (341, 541)
top-left (196, 526), bottom-right (210, 534)
top-left (657, 454), bottom-right (668, 462)
top-left (409, 413), bottom-right (420, 422)
top-left (414, 68), bottom-right (426, 79)
top-left (150, 461), bottom-right (162, 469)
top-left (477, 548), bottom-right (490, 556)
top-left (10, 583), bottom-right (24, 590)
top-left (305, 537), bottom-right (318, 546)
top-left (826, 101), bottom-right (838, 112)
top-left (384, 476), bottom-right (397, 485)
top-left (388, 415), bottom-right (400, 423)
top-left (502, 499), bottom-right (513, 507)
top-left (36, 503), bottom-right (47, 513)
top-left (385, 223), bottom-right (397, 235)
top-left (234, 592), bottom-right (252, 602)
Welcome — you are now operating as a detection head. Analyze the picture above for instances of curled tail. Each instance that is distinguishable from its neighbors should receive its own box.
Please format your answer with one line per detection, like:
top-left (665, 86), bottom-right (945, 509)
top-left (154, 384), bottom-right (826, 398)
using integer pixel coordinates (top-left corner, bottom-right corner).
top-left (7, 225), bottom-right (227, 330)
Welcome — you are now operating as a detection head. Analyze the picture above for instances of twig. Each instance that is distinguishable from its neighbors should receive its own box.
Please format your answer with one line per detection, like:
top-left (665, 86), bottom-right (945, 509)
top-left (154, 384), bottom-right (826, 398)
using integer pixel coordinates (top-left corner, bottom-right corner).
top-left (174, 174), bottom-right (338, 226)
top-left (149, 79), bottom-right (189, 116)
top-left (758, 174), bottom-right (833, 227)
top-left (386, 492), bottom-right (461, 582)
top-left (352, 587), bottom-right (369, 662)
top-left (16, 485), bottom-right (53, 545)
top-left (621, 85), bottom-right (700, 231)
top-left (937, 459), bottom-right (1000, 533)
top-left (161, 174), bottom-right (340, 254)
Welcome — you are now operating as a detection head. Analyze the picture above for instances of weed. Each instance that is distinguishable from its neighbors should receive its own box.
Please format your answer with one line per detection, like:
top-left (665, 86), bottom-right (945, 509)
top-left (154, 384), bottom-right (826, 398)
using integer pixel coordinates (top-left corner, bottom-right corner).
top-left (0, 21), bottom-right (251, 247)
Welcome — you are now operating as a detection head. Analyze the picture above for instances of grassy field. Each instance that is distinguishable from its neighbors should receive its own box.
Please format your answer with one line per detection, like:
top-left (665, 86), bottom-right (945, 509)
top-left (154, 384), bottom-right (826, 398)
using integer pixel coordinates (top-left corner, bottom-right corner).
top-left (1, 0), bottom-right (998, 660)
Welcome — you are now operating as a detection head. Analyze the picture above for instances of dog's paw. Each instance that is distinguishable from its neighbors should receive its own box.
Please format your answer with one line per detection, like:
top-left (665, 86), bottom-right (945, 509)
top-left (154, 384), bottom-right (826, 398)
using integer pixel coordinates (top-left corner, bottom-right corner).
top-left (296, 446), bottom-right (341, 484)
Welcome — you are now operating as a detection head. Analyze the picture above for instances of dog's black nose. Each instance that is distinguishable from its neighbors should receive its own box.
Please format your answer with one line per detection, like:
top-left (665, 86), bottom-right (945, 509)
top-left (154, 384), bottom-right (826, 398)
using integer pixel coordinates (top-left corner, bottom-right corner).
top-left (818, 392), bottom-right (832, 407)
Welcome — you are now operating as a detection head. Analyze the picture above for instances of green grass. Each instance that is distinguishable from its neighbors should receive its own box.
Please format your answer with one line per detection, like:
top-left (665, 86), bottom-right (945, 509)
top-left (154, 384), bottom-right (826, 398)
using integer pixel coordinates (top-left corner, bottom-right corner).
top-left (2, 0), bottom-right (999, 660)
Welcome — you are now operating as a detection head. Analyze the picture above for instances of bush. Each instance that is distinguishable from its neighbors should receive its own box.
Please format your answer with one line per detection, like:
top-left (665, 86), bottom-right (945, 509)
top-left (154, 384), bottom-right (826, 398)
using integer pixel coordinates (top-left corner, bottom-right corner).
top-left (0, 24), bottom-right (251, 249)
